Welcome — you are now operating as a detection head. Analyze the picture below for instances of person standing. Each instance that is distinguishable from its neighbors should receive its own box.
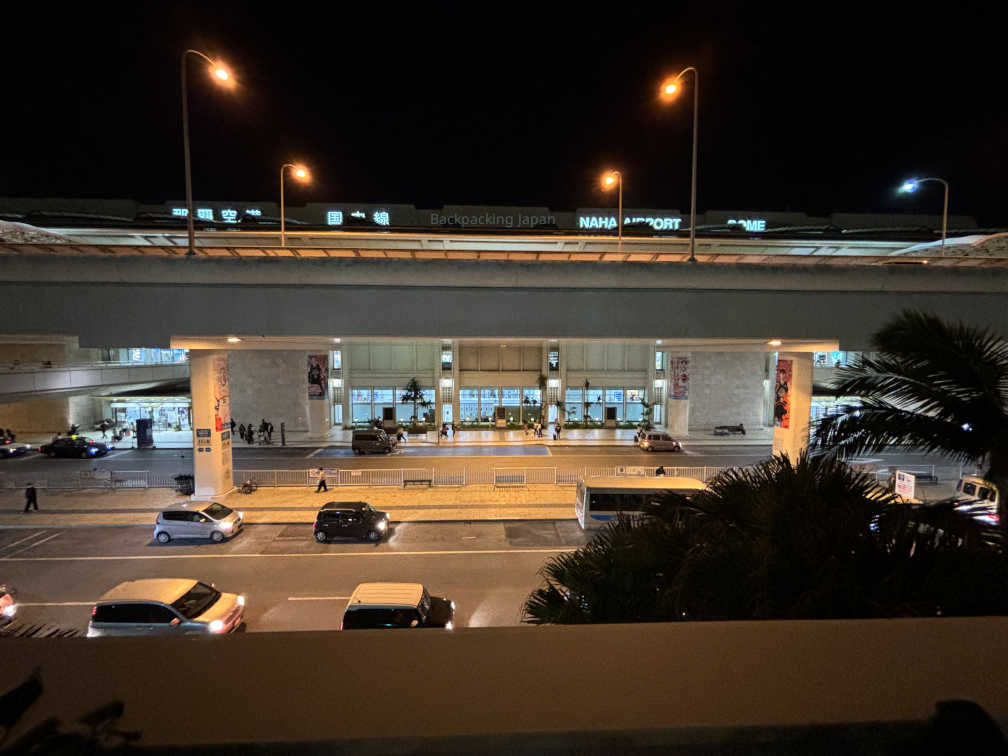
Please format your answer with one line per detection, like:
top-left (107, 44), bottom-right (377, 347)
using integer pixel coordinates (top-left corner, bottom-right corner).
top-left (238, 423), bottom-right (246, 443)
top-left (246, 422), bottom-right (255, 446)
top-left (267, 422), bottom-right (274, 443)
top-left (230, 418), bottom-right (236, 435)
top-left (315, 467), bottom-right (328, 493)
top-left (24, 483), bottom-right (38, 512)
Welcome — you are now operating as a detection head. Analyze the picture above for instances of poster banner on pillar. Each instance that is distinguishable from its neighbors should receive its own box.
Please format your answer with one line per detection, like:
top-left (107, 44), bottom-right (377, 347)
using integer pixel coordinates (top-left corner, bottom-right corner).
top-left (774, 359), bottom-right (792, 428)
top-left (308, 354), bottom-right (329, 400)
top-left (671, 356), bottom-right (689, 400)
top-left (213, 355), bottom-right (230, 431)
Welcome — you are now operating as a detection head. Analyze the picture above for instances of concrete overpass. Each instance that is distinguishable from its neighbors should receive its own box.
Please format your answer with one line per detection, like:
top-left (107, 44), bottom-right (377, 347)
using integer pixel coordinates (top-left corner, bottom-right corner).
top-left (1, 227), bottom-right (1005, 495)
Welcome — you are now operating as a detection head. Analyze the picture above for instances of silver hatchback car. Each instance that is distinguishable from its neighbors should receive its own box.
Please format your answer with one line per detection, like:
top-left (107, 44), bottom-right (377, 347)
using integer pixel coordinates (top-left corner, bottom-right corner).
top-left (87, 578), bottom-right (246, 637)
top-left (639, 432), bottom-right (683, 452)
top-left (154, 502), bottom-right (243, 544)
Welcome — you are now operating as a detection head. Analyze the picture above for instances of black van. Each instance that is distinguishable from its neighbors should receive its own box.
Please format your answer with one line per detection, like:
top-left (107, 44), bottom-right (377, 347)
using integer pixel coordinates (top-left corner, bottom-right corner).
top-left (351, 429), bottom-right (394, 454)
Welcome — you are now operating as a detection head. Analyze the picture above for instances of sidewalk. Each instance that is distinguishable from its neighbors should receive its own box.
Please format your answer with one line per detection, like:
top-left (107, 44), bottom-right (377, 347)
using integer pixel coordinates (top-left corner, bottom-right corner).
top-left (0, 486), bottom-right (576, 528)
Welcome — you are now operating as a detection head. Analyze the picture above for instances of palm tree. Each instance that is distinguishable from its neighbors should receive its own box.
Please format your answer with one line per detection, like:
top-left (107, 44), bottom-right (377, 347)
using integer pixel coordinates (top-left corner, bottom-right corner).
top-left (522, 452), bottom-right (1008, 624)
top-left (810, 310), bottom-right (1008, 527)
top-left (399, 377), bottom-right (431, 427)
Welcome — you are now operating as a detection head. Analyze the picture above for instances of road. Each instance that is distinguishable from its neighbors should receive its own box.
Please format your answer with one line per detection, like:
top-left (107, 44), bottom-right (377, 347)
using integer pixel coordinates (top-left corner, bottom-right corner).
top-left (0, 443), bottom-right (964, 479)
top-left (0, 521), bottom-right (587, 633)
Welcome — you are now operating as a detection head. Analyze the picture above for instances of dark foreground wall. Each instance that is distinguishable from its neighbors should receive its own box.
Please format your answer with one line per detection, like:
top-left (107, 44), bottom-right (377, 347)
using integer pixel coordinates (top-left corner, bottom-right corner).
top-left (2, 619), bottom-right (1006, 752)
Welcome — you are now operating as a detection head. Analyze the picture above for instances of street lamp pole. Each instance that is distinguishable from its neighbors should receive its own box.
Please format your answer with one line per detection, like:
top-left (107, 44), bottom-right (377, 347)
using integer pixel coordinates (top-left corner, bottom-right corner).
top-left (601, 170), bottom-right (623, 254)
top-left (898, 177), bottom-right (949, 255)
top-left (180, 49), bottom-right (232, 257)
top-left (279, 163), bottom-right (309, 248)
top-left (661, 67), bottom-right (699, 263)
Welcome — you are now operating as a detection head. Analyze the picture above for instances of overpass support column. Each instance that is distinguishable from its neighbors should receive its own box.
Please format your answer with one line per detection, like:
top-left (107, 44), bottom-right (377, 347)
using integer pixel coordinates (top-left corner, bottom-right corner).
top-left (189, 350), bottom-right (233, 498)
top-left (666, 353), bottom-right (690, 437)
top-left (772, 352), bottom-right (813, 462)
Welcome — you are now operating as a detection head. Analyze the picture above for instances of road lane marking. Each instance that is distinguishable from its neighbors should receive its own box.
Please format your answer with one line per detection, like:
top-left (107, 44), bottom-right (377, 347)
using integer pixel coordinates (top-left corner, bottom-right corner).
top-left (287, 596), bottom-right (350, 601)
top-left (305, 448), bottom-right (325, 458)
top-left (1, 531), bottom-right (47, 551)
top-left (104, 451), bottom-right (131, 459)
top-left (18, 601), bottom-right (95, 606)
top-left (4, 532), bottom-right (61, 558)
top-left (3, 532), bottom-right (60, 556)
top-left (1, 546), bottom-right (578, 562)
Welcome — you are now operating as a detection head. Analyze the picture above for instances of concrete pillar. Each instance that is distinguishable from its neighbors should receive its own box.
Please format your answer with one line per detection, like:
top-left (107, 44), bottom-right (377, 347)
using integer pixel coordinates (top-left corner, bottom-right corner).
top-left (451, 341), bottom-right (460, 423)
top-left (190, 350), bottom-right (233, 498)
top-left (772, 351), bottom-right (813, 461)
top-left (666, 352), bottom-right (690, 437)
top-left (341, 344), bottom-right (352, 429)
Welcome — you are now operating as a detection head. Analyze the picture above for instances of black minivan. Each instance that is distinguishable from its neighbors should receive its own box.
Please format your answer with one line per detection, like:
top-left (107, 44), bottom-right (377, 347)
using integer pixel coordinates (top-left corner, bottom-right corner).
top-left (313, 502), bottom-right (390, 542)
top-left (351, 429), bottom-right (394, 454)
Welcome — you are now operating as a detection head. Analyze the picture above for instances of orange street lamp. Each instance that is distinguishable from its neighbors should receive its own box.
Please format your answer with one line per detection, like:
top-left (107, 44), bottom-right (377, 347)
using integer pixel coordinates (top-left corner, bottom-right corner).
top-left (181, 50), bottom-right (234, 256)
top-left (601, 170), bottom-right (623, 253)
top-left (280, 163), bottom-right (311, 247)
top-left (660, 68), bottom-right (699, 262)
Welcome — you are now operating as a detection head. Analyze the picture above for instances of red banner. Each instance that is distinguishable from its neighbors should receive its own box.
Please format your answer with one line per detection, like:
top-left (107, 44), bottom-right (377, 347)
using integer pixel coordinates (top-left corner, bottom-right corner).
top-left (671, 356), bottom-right (689, 400)
top-left (774, 359), bottom-right (792, 428)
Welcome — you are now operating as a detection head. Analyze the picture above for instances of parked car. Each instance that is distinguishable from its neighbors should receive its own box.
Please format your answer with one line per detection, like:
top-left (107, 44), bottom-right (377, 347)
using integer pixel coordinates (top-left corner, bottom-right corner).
top-left (154, 502), bottom-right (244, 544)
top-left (87, 578), bottom-right (245, 637)
top-left (0, 584), bottom-right (16, 627)
top-left (313, 502), bottom-right (390, 543)
top-left (342, 583), bottom-right (454, 630)
top-left (0, 438), bottom-right (32, 457)
top-left (38, 436), bottom-right (109, 458)
top-left (638, 432), bottom-right (683, 452)
top-left (351, 429), bottom-right (395, 454)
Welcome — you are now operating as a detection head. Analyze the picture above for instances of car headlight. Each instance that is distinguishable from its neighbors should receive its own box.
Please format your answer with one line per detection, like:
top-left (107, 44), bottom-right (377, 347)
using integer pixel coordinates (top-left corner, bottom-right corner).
top-left (208, 619), bottom-right (225, 633)
top-left (450, 600), bottom-right (456, 610)
top-left (376, 519), bottom-right (387, 531)
top-left (220, 521), bottom-right (233, 531)
top-left (238, 511), bottom-right (244, 520)
top-left (445, 620), bottom-right (454, 631)
top-left (2, 603), bottom-right (15, 618)
top-left (237, 595), bottom-right (245, 607)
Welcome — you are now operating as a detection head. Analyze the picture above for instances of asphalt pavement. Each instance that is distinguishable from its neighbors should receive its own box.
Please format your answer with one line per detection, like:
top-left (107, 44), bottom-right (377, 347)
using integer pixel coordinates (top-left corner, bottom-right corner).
top-left (0, 443), bottom-right (965, 481)
top-left (0, 521), bottom-right (586, 632)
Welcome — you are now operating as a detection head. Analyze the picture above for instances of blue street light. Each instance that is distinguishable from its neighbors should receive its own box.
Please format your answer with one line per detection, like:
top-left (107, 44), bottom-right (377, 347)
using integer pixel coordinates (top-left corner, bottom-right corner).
top-left (897, 177), bottom-right (949, 254)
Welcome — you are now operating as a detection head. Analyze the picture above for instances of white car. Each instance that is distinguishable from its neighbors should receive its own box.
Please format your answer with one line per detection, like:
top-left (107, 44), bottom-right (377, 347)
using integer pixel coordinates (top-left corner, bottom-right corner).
top-left (88, 579), bottom-right (246, 637)
top-left (0, 585), bottom-right (16, 626)
top-left (0, 439), bottom-right (32, 458)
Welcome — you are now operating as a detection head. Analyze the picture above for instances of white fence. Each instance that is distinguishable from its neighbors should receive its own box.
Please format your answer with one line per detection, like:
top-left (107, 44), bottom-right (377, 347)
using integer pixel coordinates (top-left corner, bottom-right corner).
top-left (8, 463), bottom-right (953, 492)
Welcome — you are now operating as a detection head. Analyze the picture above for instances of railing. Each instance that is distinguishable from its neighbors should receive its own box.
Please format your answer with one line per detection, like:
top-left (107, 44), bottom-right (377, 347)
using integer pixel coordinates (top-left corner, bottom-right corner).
top-left (2, 464), bottom-right (953, 492)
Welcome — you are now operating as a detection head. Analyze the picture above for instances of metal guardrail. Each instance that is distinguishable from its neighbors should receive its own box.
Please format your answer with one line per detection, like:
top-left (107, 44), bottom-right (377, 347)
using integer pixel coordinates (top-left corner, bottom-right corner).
top-left (6, 463), bottom-right (951, 492)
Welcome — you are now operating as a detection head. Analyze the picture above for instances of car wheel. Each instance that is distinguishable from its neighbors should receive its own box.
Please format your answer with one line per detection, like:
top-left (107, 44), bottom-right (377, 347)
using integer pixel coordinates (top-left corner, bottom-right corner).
top-left (46, 451), bottom-right (55, 458)
top-left (156, 531), bottom-right (171, 544)
top-left (210, 531), bottom-right (225, 543)
top-left (80, 450), bottom-right (89, 459)
top-left (367, 530), bottom-right (381, 542)
top-left (314, 530), bottom-right (327, 543)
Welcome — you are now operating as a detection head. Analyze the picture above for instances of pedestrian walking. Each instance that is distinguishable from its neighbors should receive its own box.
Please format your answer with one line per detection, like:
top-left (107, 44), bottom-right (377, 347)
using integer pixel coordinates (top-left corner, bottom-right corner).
top-left (451, 422), bottom-right (457, 439)
top-left (267, 422), bottom-right (274, 443)
top-left (535, 421), bottom-right (542, 438)
top-left (238, 423), bottom-right (246, 442)
top-left (315, 467), bottom-right (328, 493)
top-left (230, 418), bottom-right (236, 435)
top-left (24, 483), bottom-right (38, 512)
top-left (655, 466), bottom-right (666, 477)
top-left (246, 422), bottom-right (255, 446)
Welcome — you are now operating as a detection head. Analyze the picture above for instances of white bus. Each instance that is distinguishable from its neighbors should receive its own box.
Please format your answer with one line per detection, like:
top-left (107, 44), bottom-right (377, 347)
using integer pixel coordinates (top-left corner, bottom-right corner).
top-left (575, 476), bottom-right (707, 531)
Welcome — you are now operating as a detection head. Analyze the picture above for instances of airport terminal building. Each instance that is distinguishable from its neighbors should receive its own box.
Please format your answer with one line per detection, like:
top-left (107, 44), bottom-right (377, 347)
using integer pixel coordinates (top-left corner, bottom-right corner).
top-left (2, 196), bottom-right (1006, 494)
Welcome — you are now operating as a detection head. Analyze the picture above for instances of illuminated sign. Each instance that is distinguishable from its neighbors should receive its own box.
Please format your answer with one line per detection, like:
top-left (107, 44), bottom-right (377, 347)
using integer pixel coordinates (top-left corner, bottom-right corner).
top-left (245, 208), bottom-right (261, 217)
top-left (171, 207), bottom-right (187, 217)
top-left (350, 210), bottom-right (366, 219)
top-left (372, 210), bottom-right (390, 226)
top-left (326, 211), bottom-right (343, 226)
top-left (221, 209), bottom-right (238, 223)
top-left (196, 208), bottom-right (214, 220)
top-left (727, 218), bottom-right (766, 231)
top-left (578, 215), bottom-right (682, 231)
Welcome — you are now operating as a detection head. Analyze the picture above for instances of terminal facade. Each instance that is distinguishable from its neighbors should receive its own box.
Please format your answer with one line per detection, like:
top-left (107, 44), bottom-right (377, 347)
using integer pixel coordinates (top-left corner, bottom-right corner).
top-left (2, 202), bottom-right (1006, 495)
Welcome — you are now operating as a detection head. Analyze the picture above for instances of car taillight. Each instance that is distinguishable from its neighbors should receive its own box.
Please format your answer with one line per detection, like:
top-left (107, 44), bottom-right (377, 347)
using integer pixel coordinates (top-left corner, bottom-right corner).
top-left (91, 605), bottom-right (97, 617)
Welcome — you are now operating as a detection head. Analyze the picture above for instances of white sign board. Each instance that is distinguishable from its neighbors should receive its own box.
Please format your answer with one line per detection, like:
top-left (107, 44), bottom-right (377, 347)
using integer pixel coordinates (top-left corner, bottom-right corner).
top-left (895, 471), bottom-right (916, 499)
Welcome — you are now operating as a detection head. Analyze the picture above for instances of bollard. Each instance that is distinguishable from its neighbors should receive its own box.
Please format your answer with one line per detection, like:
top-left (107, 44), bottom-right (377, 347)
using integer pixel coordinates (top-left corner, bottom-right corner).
top-left (281, 421), bottom-right (286, 446)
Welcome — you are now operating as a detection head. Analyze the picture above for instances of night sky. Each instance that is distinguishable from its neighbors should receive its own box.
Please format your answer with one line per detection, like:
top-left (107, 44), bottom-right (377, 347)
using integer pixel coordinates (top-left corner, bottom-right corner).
top-left (3, 3), bottom-right (1005, 224)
